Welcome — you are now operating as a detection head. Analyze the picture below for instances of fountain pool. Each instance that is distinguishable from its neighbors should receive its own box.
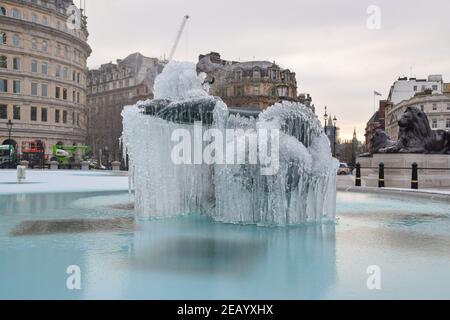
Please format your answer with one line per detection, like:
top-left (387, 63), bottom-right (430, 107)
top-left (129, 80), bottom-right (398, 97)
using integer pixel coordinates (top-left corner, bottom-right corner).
top-left (1, 188), bottom-right (450, 300)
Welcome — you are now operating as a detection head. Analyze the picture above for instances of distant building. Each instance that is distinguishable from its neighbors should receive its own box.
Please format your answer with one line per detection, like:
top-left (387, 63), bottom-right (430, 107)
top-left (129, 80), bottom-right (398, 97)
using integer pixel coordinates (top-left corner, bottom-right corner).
top-left (336, 129), bottom-right (362, 166)
top-left (324, 116), bottom-right (340, 156)
top-left (444, 83), bottom-right (450, 94)
top-left (387, 75), bottom-right (443, 105)
top-left (385, 89), bottom-right (450, 138)
top-left (197, 52), bottom-right (308, 111)
top-left (0, 0), bottom-right (91, 158)
top-left (365, 100), bottom-right (390, 152)
top-left (87, 53), bottom-right (165, 162)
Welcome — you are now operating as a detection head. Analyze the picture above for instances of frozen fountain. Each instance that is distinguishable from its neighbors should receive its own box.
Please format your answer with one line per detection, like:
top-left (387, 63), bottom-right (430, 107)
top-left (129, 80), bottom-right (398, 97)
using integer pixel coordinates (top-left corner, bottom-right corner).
top-left (122, 61), bottom-right (338, 226)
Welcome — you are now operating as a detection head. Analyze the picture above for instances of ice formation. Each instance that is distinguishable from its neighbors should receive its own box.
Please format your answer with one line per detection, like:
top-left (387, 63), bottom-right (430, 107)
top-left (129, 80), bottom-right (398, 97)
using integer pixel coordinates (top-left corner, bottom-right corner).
top-left (122, 61), bottom-right (338, 226)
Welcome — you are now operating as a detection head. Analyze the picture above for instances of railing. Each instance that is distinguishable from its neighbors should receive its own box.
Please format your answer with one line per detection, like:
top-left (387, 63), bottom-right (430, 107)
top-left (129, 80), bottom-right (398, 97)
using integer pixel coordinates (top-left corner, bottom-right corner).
top-left (355, 162), bottom-right (450, 190)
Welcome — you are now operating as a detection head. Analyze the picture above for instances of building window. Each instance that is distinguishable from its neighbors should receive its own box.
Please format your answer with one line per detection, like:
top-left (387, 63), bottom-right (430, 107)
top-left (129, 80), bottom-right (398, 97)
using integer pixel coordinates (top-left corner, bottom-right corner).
top-left (31, 60), bottom-right (38, 73)
top-left (270, 69), bottom-right (278, 81)
top-left (432, 103), bottom-right (437, 111)
top-left (41, 63), bottom-right (48, 75)
top-left (77, 113), bottom-right (80, 126)
top-left (31, 14), bottom-right (37, 23)
top-left (432, 85), bottom-right (438, 91)
top-left (63, 67), bottom-right (68, 80)
top-left (0, 7), bottom-right (6, 16)
top-left (55, 109), bottom-right (60, 123)
top-left (1, 32), bottom-right (6, 45)
top-left (0, 105), bottom-right (7, 119)
top-left (13, 105), bottom-right (20, 120)
top-left (13, 57), bottom-right (20, 70)
top-left (77, 92), bottom-right (80, 103)
top-left (447, 103), bottom-right (450, 111)
top-left (55, 87), bottom-right (60, 99)
top-left (72, 111), bottom-right (75, 125)
top-left (13, 80), bottom-right (20, 94)
top-left (253, 69), bottom-right (261, 80)
top-left (420, 105), bottom-right (424, 111)
top-left (413, 86), bottom-right (417, 92)
top-left (63, 110), bottom-right (67, 124)
top-left (32, 38), bottom-right (37, 50)
top-left (432, 119), bottom-right (438, 129)
top-left (31, 83), bottom-right (37, 96)
top-left (11, 8), bottom-right (21, 19)
top-left (41, 108), bottom-right (48, 122)
top-left (13, 34), bottom-right (20, 47)
top-left (0, 79), bottom-right (8, 92)
top-left (277, 86), bottom-right (289, 97)
top-left (77, 72), bottom-right (80, 83)
top-left (446, 119), bottom-right (450, 129)
top-left (253, 86), bottom-right (260, 95)
top-left (42, 41), bottom-right (48, 52)
top-left (0, 56), bottom-right (6, 68)
top-left (65, 47), bottom-right (69, 59)
top-left (72, 91), bottom-right (76, 101)
top-left (63, 88), bottom-right (67, 100)
top-left (41, 84), bottom-right (48, 97)
top-left (72, 71), bottom-right (76, 82)
top-left (56, 65), bottom-right (61, 78)
top-left (31, 107), bottom-right (37, 121)
top-left (42, 16), bottom-right (48, 26)
top-left (235, 70), bottom-right (242, 81)
top-left (56, 20), bottom-right (61, 30)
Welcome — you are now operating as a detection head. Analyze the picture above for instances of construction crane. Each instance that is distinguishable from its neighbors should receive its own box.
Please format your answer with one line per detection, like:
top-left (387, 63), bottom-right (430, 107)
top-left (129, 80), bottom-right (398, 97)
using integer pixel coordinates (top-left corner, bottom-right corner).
top-left (168, 15), bottom-right (190, 61)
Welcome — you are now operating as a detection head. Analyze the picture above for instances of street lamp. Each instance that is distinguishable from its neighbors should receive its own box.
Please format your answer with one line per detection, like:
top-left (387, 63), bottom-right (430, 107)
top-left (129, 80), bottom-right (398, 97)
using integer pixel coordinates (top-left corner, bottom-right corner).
top-left (332, 116), bottom-right (338, 157)
top-left (323, 106), bottom-right (328, 135)
top-left (7, 119), bottom-right (13, 167)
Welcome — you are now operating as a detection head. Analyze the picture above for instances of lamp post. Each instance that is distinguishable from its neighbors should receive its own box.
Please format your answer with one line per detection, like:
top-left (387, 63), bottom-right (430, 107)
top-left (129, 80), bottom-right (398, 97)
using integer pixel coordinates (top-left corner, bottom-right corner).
top-left (7, 119), bottom-right (13, 167)
top-left (333, 116), bottom-right (338, 158)
top-left (323, 106), bottom-right (328, 135)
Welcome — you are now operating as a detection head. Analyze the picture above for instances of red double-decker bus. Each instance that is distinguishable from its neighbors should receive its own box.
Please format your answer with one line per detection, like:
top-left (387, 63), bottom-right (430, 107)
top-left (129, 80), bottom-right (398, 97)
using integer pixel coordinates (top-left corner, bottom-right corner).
top-left (21, 140), bottom-right (47, 168)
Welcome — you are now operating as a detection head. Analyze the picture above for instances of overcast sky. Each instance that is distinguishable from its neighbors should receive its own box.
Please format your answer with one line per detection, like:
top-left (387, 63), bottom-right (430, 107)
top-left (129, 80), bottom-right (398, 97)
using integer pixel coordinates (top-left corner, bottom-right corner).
top-left (84, 0), bottom-right (450, 140)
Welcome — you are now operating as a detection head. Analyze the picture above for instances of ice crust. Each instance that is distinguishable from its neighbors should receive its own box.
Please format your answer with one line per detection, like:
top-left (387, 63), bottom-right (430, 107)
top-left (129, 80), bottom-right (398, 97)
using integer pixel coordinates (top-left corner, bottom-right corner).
top-left (122, 61), bottom-right (337, 226)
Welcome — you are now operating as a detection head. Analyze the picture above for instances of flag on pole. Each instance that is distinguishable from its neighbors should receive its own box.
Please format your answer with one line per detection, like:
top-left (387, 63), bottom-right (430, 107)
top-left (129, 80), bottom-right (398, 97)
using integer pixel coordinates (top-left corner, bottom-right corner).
top-left (374, 91), bottom-right (382, 96)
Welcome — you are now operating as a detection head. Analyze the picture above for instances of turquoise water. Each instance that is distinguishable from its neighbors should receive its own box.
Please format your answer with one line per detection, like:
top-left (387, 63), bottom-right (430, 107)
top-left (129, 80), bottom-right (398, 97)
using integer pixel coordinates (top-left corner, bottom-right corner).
top-left (1, 191), bottom-right (450, 300)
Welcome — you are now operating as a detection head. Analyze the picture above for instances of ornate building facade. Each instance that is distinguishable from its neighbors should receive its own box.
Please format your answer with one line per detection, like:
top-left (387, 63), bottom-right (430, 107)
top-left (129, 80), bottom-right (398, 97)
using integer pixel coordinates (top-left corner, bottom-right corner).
top-left (385, 90), bottom-right (450, 139)
top-left (87, 52), bottom-right (165, 162)
top-left (197, 52), bottom-right (301, 110)
top-left (0, 0), bottom-right (91, 156)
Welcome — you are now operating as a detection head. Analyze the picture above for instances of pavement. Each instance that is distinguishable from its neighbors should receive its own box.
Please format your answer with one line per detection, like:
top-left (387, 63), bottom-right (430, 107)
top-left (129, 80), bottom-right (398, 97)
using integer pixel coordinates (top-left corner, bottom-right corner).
top-left (337, 174), bottom-right (450, 196)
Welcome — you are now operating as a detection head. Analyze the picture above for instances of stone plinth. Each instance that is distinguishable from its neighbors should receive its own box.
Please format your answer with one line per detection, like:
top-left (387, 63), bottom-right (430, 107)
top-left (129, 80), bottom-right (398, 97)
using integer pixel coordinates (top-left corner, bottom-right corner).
top-left (356, 154), bottom-right (450, 188)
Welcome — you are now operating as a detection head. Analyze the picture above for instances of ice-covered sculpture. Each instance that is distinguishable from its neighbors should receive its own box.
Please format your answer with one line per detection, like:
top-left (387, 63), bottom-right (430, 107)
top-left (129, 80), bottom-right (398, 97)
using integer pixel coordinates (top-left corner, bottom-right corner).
top-left (122, 61), bottom-right (338, 226)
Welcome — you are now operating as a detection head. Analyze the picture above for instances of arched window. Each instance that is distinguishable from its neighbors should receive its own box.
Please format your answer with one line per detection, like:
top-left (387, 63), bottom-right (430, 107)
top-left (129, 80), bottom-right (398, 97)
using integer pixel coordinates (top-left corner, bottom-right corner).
top-left (32, 38), bottom-right (37, 50)
top-left (13, 34), bottom-right (20, 47)
top-left (1, 32), bottom-right (6, 45)
top-left (253, 68), bottom-right (261, 80)
top-left (11, 8), bottom-right (21, 19)
top-left (0, 7), bottom-right (6, 16)
top-left (0, 56), bottom-right (7, 69)
top-left (42, 41), bottom-right (48, 52)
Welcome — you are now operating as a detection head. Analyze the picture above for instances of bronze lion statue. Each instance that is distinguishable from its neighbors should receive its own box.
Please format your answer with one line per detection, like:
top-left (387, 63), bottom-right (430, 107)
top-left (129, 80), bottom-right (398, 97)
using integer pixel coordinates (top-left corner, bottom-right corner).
top-left (376, 107), bottom-right (450, 154)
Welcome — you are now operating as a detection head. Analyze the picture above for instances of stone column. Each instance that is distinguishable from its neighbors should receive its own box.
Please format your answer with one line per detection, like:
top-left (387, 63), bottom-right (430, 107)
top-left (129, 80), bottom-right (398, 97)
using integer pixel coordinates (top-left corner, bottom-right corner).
top-left (19, 160), bottom-right (29, 169)
top-left (50, 161), bottom-right (59, 170)
top-left (111, 161), bottom-right (121, 171)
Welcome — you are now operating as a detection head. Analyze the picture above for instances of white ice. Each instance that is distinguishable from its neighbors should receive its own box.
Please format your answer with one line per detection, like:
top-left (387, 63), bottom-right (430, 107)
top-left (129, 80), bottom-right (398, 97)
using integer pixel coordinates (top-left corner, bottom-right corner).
top-left (0, 170), bottom-right (129, 195)
top-left (122, 61), bottom-right (338, 225)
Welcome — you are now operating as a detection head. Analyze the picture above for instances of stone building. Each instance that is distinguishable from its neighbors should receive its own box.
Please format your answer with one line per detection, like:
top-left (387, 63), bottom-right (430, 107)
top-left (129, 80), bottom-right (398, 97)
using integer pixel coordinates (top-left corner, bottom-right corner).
top-left (385, 90), bottom-right (450, 139)
top-left (0, 0), bottom-right (91, 158)
top-left (365, 100), bottom-right (390, 152)
top-left (387, 75), bottom-right (443, 105)
top-left (197, 52), bottom-right (301, 110)
top-left (87, 52), bottom-right (165, 162)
